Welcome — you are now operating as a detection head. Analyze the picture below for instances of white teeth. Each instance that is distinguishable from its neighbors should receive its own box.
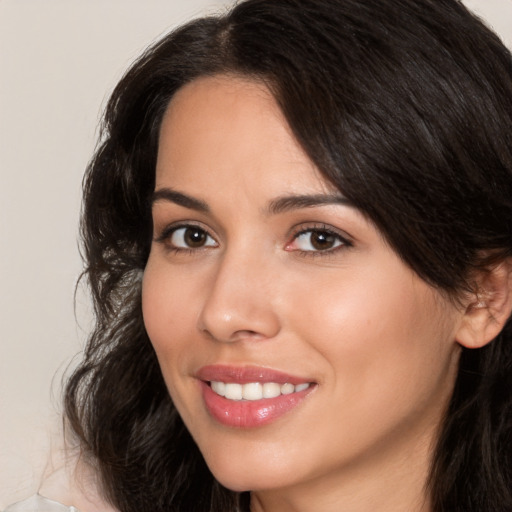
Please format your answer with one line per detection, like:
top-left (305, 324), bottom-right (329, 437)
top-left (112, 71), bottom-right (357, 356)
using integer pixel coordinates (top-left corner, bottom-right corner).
top-left (280, 383), bottom-right (295, 395)
top-left (263, 382), bottom-right (281, 398)
top-left (211, 381), bottom-right (226, 397)
top-left (242, 382), bottom-right (263, 400)
top-left (224, 383), bottom-right (243, 400)
top-left (210, 381), bottom-right (311, 400)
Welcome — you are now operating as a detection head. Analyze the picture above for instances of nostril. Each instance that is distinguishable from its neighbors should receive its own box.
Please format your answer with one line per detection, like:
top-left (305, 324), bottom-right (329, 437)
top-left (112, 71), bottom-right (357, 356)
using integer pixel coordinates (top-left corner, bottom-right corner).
top-left (197, 288), bottom-right (281, 342)
top-left (200, 327), bottom-right (268, 343)
top-left (229, 329), bottom-right (268, 342)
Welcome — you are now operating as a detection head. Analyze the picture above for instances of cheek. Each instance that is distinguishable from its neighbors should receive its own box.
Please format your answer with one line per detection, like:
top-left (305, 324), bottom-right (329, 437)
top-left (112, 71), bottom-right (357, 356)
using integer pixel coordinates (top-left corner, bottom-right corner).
top-left (285, 263), bottom-right (458, 401)
top-left (141, 259), bottom-right (198, 374)
top-left (281, 271), bottom-right (459, 468)
top-left (141, 258), bottom-right (207, 426)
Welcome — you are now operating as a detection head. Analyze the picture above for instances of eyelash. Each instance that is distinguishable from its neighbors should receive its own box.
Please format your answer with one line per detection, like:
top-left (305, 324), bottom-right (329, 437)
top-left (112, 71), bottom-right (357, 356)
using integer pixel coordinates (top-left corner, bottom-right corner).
top-left (154, 222), bottom-right (353, 257)
top-left (154, 223), bottom-right (217, 255)
top-left (286, 223), bottom-right (353, 257)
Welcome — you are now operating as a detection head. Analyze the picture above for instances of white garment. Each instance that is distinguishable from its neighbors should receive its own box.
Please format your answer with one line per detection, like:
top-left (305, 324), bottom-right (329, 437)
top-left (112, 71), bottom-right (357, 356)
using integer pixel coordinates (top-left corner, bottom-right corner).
top-left (3, 494), bottom-right (80, 512)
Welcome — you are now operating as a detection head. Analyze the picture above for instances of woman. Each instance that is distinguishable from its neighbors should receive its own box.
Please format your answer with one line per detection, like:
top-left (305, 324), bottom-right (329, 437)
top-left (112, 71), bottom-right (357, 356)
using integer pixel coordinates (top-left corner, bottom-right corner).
top-left (7, 0), bottom-right (512, 510)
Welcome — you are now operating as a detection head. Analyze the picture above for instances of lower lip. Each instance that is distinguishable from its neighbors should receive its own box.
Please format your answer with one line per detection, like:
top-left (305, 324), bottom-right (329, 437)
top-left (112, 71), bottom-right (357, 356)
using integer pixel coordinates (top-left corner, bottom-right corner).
top-left (200, 381), bottom-right (315, 428)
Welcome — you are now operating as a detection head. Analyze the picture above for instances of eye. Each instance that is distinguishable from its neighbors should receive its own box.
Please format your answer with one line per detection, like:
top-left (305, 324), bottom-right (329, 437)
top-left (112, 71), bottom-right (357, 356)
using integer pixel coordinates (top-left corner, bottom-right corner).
top-left (295, 230), bottom-right (342, 251)
top-left (287, 226), bottom-right (350, 253)
top-left (158, 225), bottom-right (217, 250)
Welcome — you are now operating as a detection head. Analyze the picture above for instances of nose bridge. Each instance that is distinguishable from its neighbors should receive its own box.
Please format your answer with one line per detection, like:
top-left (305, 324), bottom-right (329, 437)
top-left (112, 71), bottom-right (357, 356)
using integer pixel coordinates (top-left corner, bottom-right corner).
top-left (198, 242), bottom-right (280, 343)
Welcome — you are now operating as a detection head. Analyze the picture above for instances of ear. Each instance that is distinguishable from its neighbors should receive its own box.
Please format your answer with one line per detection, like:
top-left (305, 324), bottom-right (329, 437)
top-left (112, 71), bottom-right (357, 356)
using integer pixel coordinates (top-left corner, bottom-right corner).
top-left (456, 258), bottom-right (512, 349)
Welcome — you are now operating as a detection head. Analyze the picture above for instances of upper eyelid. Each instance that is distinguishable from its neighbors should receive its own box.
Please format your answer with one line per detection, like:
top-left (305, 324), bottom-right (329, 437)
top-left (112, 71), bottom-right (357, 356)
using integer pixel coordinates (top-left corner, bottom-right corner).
top-left (153, 221), bottom-right (216, 243)
top-left (289, 223), bottom-right (354, 243)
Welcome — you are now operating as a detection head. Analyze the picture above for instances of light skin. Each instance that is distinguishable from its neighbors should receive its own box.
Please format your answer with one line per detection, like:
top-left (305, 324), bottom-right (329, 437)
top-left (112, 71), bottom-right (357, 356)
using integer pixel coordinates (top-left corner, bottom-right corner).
top-left (142, 75), bottom-right (511, 512)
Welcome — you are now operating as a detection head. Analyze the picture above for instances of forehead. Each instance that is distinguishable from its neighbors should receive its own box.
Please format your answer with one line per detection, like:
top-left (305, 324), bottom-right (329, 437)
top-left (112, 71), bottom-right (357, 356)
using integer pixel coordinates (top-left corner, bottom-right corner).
top-left (155, 74), bottom-right (333, 196)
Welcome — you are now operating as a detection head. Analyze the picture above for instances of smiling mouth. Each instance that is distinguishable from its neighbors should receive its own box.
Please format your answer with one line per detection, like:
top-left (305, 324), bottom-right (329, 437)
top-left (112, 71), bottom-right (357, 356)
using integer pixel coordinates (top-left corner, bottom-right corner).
top-left (198, 367), bottom-right (316, 427)
top-left (209, 381), bottom-right (312, 401)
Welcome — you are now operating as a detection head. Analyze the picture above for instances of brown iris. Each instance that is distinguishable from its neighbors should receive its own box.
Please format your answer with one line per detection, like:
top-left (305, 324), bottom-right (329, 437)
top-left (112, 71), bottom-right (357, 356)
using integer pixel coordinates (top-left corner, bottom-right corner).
top-left (184, 227), bottom-right (208, 247)
top-left (310, 231), bottom-right (337, 250)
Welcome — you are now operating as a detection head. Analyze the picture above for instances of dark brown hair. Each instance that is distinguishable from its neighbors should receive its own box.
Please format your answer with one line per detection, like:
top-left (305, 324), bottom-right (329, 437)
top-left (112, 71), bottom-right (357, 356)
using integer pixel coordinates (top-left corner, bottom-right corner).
top-left (65, 1), bottom-right (512, 510)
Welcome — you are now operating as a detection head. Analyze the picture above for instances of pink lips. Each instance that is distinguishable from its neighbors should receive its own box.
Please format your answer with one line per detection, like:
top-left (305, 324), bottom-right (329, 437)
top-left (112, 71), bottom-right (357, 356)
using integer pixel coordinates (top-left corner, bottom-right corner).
top-left (197, 365), bottom-right (315, 428)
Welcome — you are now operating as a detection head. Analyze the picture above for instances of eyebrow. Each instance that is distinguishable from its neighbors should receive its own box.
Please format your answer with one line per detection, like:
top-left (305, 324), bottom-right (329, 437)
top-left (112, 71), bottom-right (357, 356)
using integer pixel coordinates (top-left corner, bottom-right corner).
top-left (151, 188), bottom-right (210, 213)
top-left (151, 187), bottom-right (351, 215)
top-left (266, 193), bottom-right (352, 215)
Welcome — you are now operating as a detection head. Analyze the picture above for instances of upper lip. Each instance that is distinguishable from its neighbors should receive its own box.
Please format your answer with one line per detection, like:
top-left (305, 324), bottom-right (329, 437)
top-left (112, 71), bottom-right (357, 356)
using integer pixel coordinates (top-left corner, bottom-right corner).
top-left (196, 365), bottom-right (313, 385)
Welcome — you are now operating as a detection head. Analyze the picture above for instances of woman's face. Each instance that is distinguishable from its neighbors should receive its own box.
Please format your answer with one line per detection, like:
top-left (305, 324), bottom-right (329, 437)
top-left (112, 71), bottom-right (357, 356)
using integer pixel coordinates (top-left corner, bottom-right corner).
top-left (143, 75), bottom-right (464, 498)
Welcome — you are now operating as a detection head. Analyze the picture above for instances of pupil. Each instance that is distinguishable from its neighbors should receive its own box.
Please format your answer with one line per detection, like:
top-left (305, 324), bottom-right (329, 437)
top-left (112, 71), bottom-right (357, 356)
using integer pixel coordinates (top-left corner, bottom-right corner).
top-left (185, 228), bottom-right (206, 247)
top-left (311, 231), bottom-right (334, 250)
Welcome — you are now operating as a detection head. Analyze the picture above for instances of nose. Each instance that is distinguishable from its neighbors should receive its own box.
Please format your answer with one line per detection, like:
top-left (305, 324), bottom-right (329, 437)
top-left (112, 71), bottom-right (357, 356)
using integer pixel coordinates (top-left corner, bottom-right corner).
top-left (197, 249), bottom-right (281, 343)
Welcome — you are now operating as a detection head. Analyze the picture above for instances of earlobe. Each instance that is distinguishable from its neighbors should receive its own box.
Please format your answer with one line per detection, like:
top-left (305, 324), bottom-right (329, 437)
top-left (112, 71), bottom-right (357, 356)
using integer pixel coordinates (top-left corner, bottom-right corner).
top-left (456, 258), bottom-right (512, 349)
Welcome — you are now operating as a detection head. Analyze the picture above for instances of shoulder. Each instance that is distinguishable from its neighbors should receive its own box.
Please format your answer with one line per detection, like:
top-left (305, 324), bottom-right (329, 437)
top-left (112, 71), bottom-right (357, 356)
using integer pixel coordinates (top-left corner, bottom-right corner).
top-left (2, 462), bottom-right (117, 512)
top-left (37, 458), bottom-right (118, 512)
top-left (3, 494), bottom-right (80, 512)
top-left (3, 434), bottom-right (117, 512)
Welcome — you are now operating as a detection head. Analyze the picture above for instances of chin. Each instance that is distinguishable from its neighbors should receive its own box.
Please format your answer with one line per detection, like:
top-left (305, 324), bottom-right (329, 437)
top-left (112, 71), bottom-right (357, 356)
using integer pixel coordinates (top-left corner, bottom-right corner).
top-left (201, 445), bottom-right (300, 493)
top-left (211, 469), bottom-right (290, 494)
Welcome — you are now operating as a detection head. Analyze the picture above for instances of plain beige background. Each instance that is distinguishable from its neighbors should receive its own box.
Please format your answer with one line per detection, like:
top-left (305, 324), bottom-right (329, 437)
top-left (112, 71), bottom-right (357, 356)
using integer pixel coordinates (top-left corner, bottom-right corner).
top-left (0, 0), bottom-right (511, 507)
